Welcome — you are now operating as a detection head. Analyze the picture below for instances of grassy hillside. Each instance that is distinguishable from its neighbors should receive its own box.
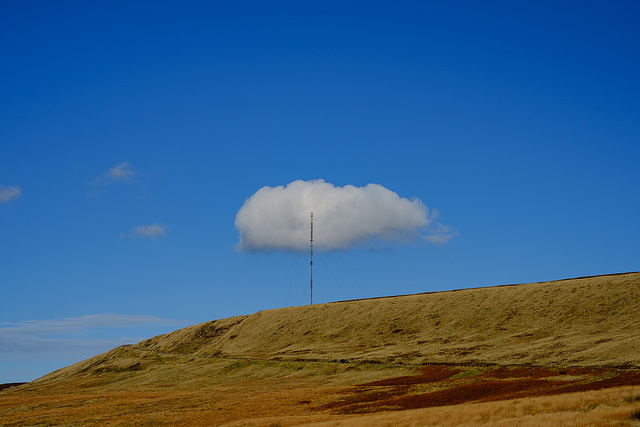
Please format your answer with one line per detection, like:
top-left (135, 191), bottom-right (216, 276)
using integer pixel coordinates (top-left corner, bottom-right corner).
top-left (5, 272), bottom-right (640, 426)
top-left (131, 272), bottom-right (640, 368)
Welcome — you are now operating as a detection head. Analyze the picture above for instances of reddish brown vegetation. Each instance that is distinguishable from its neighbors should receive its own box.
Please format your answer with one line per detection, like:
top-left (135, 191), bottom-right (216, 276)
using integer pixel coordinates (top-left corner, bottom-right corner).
top-left (321, 365), bottom-right (640, 414)
top-left (362, 365), bottom-right (463, 386)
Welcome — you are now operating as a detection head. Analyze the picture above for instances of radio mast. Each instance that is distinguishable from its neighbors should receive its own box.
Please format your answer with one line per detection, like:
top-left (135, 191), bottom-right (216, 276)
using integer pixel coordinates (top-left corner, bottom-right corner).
top-left (310, 212), bottom-right (313, 305)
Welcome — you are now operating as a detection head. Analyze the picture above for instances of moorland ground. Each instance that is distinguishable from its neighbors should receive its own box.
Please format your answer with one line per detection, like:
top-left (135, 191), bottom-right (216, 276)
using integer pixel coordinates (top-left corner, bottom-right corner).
top-left (2, 272), bottom-right (640, 426)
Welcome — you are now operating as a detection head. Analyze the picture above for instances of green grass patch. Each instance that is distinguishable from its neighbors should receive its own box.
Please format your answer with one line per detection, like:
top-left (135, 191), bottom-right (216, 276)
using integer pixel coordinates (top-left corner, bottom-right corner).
top-left (449, 368), bottom-right (484, 380)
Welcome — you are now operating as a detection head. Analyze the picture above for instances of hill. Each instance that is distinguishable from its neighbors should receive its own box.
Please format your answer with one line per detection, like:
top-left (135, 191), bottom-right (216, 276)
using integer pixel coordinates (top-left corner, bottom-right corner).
top-left (4, 272), bottom-right (640, 426)
top-left (56, 271), bottom-right (640, 378)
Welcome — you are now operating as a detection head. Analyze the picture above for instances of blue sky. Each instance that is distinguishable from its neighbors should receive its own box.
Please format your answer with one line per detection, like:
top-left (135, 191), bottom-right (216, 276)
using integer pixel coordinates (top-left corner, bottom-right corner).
top-left (1, 1), bottom-right (639, 382)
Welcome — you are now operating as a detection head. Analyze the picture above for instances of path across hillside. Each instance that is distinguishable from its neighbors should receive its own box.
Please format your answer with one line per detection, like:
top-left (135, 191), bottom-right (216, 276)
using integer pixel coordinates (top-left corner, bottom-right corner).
top-left (119, 344), bottom-right (640, 372)
top-left (120, 344), bottom-right (428, 367)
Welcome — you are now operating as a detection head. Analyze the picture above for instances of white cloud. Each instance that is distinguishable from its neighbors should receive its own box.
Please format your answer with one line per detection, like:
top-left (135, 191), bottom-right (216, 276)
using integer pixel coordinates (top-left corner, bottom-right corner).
top-left (95, 161), bottom-right (137, 183)
top-left (235, 179), bottom-right (455, 251)
top-left (130, 223), bottom-right (166, 238)
top-left (0, 185), bottom-right (21, 203)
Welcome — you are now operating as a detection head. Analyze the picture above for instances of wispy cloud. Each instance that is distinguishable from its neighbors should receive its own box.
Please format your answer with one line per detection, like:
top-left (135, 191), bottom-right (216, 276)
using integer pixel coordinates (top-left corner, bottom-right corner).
top-left (0, 185), bottom-right (21, 204)
top-left (133, 223), bottom-right (166, 238)
top-left (0, 314), bottom-right (182, 357)
top-left (421, 210), bottom-right (459, 244)
top-left (94, 162), bottom-right (137, 184)
top-left (235, 179), bottom-right (456, 251)
top-left (120, 223), bottom-right (166, 239)
top-left (88, 161), bottom-right (147, 199)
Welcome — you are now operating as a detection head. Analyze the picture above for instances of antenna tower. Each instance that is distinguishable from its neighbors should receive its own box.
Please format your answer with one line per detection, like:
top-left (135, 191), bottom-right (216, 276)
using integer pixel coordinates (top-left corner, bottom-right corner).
top-left (310, 212), bottom-right (313, 305)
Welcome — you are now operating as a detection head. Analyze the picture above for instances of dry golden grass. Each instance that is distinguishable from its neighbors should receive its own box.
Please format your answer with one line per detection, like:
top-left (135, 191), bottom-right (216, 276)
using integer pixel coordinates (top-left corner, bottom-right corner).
top-left (302, 386), bottom-right (640, 427)
top-left (3, 272), bottom-right (640, 426)
top-left (132, 272), bottom-right (640, 368)
top-left (0, 355), bottom-right (393, 426)
top-left (4, 360), bottom-right (640, 426)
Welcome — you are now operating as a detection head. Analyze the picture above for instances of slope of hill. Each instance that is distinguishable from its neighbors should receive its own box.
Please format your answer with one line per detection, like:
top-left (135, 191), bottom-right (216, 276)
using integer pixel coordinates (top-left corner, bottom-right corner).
top-left (130, 272), bottom-right (640, 368)
top-left (5, 272), bottom-right (640, 426)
